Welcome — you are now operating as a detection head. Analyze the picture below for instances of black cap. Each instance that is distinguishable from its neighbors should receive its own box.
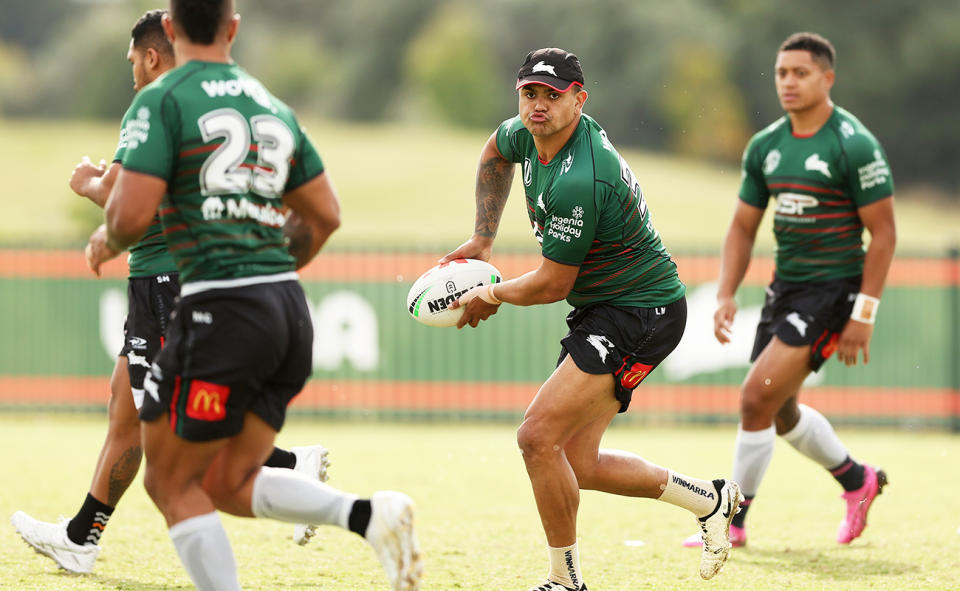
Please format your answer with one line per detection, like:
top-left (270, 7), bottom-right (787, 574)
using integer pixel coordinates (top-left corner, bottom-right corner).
top-left (516, 48), bottom-right (584, 92)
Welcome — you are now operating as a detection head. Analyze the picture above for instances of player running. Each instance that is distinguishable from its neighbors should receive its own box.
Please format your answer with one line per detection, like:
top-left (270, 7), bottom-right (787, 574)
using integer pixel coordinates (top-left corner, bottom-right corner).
top-left (11, 10), bottom-right (329, 575)
top-left (81, 2), bottom-right (420, 590)
top-left (683, 32), bottom-right (895, 549)
top-left (446, 47), bottom-right (741, 589)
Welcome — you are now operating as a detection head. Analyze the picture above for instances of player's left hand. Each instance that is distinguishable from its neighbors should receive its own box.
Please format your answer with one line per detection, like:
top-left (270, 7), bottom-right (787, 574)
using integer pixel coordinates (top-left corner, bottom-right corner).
top-left (451, 284), bottom-right (501, 328)
top-left (85, 224), bottom-right (120, 277)
top-left (70, 156), bottom-right (107, 199)
top-left (836, 319), bottom-right (874, 366)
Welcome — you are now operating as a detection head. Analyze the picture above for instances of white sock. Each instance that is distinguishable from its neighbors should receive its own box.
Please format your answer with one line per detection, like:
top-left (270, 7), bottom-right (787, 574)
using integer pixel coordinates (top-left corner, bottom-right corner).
top-left (780, 404), bottom-right (848, 469)
top-left (547, 542), bottom-right (583, 590)
top-left (657, 470), bottom-right (720, 518)
top-left (251, 466), bottom-right (356, 528)
top-left (169, 512), bottom-right (241, 591)
top-left (731, 424), bottom-right (776, 497)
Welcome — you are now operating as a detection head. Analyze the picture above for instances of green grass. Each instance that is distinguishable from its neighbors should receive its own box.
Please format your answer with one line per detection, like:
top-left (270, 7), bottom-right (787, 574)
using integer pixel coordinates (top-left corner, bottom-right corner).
top-left (1, 117), bottom-right (958, 253)
top-left (2, 414), bottom-right (959, 590)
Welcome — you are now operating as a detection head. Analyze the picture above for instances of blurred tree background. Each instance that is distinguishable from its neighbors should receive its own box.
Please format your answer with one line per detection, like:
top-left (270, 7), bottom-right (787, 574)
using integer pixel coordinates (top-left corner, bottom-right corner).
top-left (0, 0), bottom-right (957, 194)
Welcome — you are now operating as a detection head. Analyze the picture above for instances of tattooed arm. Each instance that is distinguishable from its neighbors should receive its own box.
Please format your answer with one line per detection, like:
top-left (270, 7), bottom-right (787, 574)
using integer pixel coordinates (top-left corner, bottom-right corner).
top-left (440, 132), bottom-right (515, 263)
top-left (283, 172), bottom-right (341, 270)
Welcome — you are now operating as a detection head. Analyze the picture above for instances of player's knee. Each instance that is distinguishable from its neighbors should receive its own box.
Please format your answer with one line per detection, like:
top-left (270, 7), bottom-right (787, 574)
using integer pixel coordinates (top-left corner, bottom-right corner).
top-left (516, 419), bottom-right (558, 460)
top-left (740, 382), bottom-right (778, 423)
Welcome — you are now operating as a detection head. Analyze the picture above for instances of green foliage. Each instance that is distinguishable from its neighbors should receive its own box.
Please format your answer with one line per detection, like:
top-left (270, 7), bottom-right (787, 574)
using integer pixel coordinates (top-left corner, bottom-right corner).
top-left (404, 2), bottom-right (501, 128)
top-left (3, 416), bottom-right (960, 590)
top-left (2, 0), bottom-right (959, 190)
top-left (659, 44), bottom-right (750, 162)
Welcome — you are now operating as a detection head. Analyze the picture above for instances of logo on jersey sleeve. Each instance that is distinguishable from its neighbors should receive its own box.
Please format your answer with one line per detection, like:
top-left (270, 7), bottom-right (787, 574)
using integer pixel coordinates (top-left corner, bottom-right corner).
top-left (840, 121), bottom-right (856, 139)
top-left (523, 158), bottom-right (532, 186)
top-left (857, 150), bottom-right (890, 190)
top-left (805, 153), bottom-right (832, 178)
top-left (186, 379), bottom-right (231, 422)
top-left (123, 106), bottom-right (152, 150)
top-left (560, 152), bottom-right (574, 175)
top-left (763, 150), bottom-right (781, 175)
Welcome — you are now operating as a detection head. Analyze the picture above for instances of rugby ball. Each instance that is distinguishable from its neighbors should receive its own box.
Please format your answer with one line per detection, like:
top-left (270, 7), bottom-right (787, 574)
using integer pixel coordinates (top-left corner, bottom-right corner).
top-left (406, 259), bottom-right (502, 327)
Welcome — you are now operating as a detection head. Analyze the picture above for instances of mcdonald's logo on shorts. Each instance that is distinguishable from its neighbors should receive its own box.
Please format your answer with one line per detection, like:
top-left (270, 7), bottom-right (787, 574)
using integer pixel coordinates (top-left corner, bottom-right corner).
top-left (186, 379), bottom-right (231, 422)
top-left (619, 361), bottom-right (653, 389)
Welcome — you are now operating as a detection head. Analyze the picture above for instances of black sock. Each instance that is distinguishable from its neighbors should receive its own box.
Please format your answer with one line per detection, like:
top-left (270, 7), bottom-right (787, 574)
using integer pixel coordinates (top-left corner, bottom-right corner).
top-left (829, 456), bottom-right (866, 492)
top-left (348, 500), bottom-right (372, 537)
top-left (66, 494), bottom-right (114, 546)
top-left (731, 495), bottom-right (753, 529)
top-left (264, 447), bottom-right (297, 469)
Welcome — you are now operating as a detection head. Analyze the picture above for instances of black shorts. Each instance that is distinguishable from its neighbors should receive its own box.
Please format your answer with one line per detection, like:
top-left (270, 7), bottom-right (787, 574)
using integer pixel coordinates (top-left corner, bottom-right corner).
top-left (119, 273), bottom-right (180, 409)
top-left (751, 275), bottom-right (860, 371)
top-left (557, 297), bottom-right (687, 413)
top-left (140, 280), bottom-right (313, 442)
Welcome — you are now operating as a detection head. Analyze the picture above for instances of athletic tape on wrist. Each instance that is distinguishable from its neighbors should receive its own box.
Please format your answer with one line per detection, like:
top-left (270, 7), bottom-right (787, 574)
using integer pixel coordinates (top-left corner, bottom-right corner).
top-left (480, 284), bottom-right (501, 305)
top-left (850, 292), bottom-right (879, 324)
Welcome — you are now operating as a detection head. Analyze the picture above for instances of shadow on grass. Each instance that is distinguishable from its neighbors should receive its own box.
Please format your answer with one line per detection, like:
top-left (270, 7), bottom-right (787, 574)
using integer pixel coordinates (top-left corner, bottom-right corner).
top-left (735, 545), bottom-right (918, 581)
top-left (92, 576), bottom-right (194, 590)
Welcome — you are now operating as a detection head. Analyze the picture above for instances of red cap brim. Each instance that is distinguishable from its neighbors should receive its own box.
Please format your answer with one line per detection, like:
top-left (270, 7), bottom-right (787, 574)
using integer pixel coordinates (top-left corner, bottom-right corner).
top-left (516, 77), bottom-right (582, 92)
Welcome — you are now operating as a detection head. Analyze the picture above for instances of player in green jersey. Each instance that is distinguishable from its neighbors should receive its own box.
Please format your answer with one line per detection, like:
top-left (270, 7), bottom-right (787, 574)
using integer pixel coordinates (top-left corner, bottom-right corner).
top-left (82, 3), bottom-right (421, 590)
top-left (10, 9), bottom-right (332, 576)
top-left (445, 48), bottom-right (742, 589)
top-left (683, 32), bottom-right (895, 550)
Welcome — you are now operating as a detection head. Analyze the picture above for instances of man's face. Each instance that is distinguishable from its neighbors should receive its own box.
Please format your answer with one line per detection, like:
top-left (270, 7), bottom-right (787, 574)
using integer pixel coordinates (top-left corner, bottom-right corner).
top-left (518, 83), bottom-right (585, 138)
top-left (774, 49), bottom-right (834, 114)
top-left (127, 39), bottom-right (149, 92)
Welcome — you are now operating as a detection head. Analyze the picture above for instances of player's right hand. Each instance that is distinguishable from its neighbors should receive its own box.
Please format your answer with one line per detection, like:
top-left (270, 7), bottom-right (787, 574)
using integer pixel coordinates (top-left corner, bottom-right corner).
top-left (713, 295), bottom-right (737, 344)
top-left (70, 156), bottom-right (107, 199)
top-left (85, 224), bottom-right (118, 277)
top-left (439, 234), bottom-right (494, 264)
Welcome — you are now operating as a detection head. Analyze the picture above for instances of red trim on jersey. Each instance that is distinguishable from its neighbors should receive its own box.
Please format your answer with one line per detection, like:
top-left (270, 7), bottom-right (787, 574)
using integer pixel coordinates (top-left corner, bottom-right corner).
top-left (807, 212), bottom-right (859, 220)
top-left (769, 183), bottom-right (845, 196)
top-left (775, 223), bottom-right (863, 234)
top-left (162, 224), bottom-right (188, 236)
top-left (177, 168), bottom-right (201, 177)
top-left (168, 240), bottom-right (197, 252)
top-left (158, 207), bottom-right (176, 216)
top-left (537, 155), bottom-right (551, 165)
top-left (791, 130), bottom-right (817, 139)
top-left (180, 144), bottom-right (219, 158)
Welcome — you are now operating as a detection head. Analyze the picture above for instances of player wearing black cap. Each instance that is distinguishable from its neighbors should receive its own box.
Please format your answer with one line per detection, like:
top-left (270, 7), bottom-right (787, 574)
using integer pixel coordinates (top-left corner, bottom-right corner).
top-left (444, 47), bottom-right (742, 589)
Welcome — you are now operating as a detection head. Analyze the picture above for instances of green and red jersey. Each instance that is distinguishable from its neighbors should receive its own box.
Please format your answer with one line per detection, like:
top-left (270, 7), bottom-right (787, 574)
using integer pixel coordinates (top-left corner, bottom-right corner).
top-left (114, 104), bottom-right (178, 278)
top-left (496, 113), bottom-right (685, 308)
top-left (120, 61), bottom-right (325, 287)
top-left (739, 106), bottom-right (894, 281)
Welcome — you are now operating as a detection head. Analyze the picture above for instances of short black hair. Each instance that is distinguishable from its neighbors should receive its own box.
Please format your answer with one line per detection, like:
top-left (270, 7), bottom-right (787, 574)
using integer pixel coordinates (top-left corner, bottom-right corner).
top-left (169, 0), bottom-right (231, 45)
top-left (779, 32), bottom-right (836, 70)
top-left (131, 9), bottom-right (172, 57)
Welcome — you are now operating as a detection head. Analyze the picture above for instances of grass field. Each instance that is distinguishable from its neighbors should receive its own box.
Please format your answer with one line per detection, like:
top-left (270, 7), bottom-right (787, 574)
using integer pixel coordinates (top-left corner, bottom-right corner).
top-left (1, 117), bottom-right (958, 254)
top-left (2, 415), bottom-right (959, 590)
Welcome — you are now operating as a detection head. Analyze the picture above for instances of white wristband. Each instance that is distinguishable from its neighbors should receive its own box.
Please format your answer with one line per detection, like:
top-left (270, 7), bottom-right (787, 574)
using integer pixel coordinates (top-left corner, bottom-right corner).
top-left (850, 292), bottom-right (879, 324)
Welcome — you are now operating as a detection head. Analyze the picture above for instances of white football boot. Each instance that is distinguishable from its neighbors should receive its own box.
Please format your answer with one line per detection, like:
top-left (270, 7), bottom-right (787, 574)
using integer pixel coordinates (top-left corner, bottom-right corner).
top-left (365, 491), bottom-right (422, 591)
top-left (11, 511), bottom-right (100, 574)
top-left (291, 445), bottom-right (331, 545)
top-left (696, 479), bottom-right (743, 580)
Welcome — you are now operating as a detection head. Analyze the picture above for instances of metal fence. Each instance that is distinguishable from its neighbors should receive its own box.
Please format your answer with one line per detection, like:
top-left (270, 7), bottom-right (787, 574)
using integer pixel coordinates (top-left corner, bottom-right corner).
top-left (1, 248), bottom-right (957, 429)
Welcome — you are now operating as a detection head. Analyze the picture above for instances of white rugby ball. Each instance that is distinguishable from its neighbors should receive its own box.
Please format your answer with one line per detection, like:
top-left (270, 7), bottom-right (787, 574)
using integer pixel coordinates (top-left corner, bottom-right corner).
top-left (406, 259), bottom-right (502, 327)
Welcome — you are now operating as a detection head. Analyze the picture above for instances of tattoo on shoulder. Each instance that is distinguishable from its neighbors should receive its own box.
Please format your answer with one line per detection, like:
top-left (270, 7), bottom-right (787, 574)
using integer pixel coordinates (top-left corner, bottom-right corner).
top-left (476, 156), bottom-right (513, 237)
